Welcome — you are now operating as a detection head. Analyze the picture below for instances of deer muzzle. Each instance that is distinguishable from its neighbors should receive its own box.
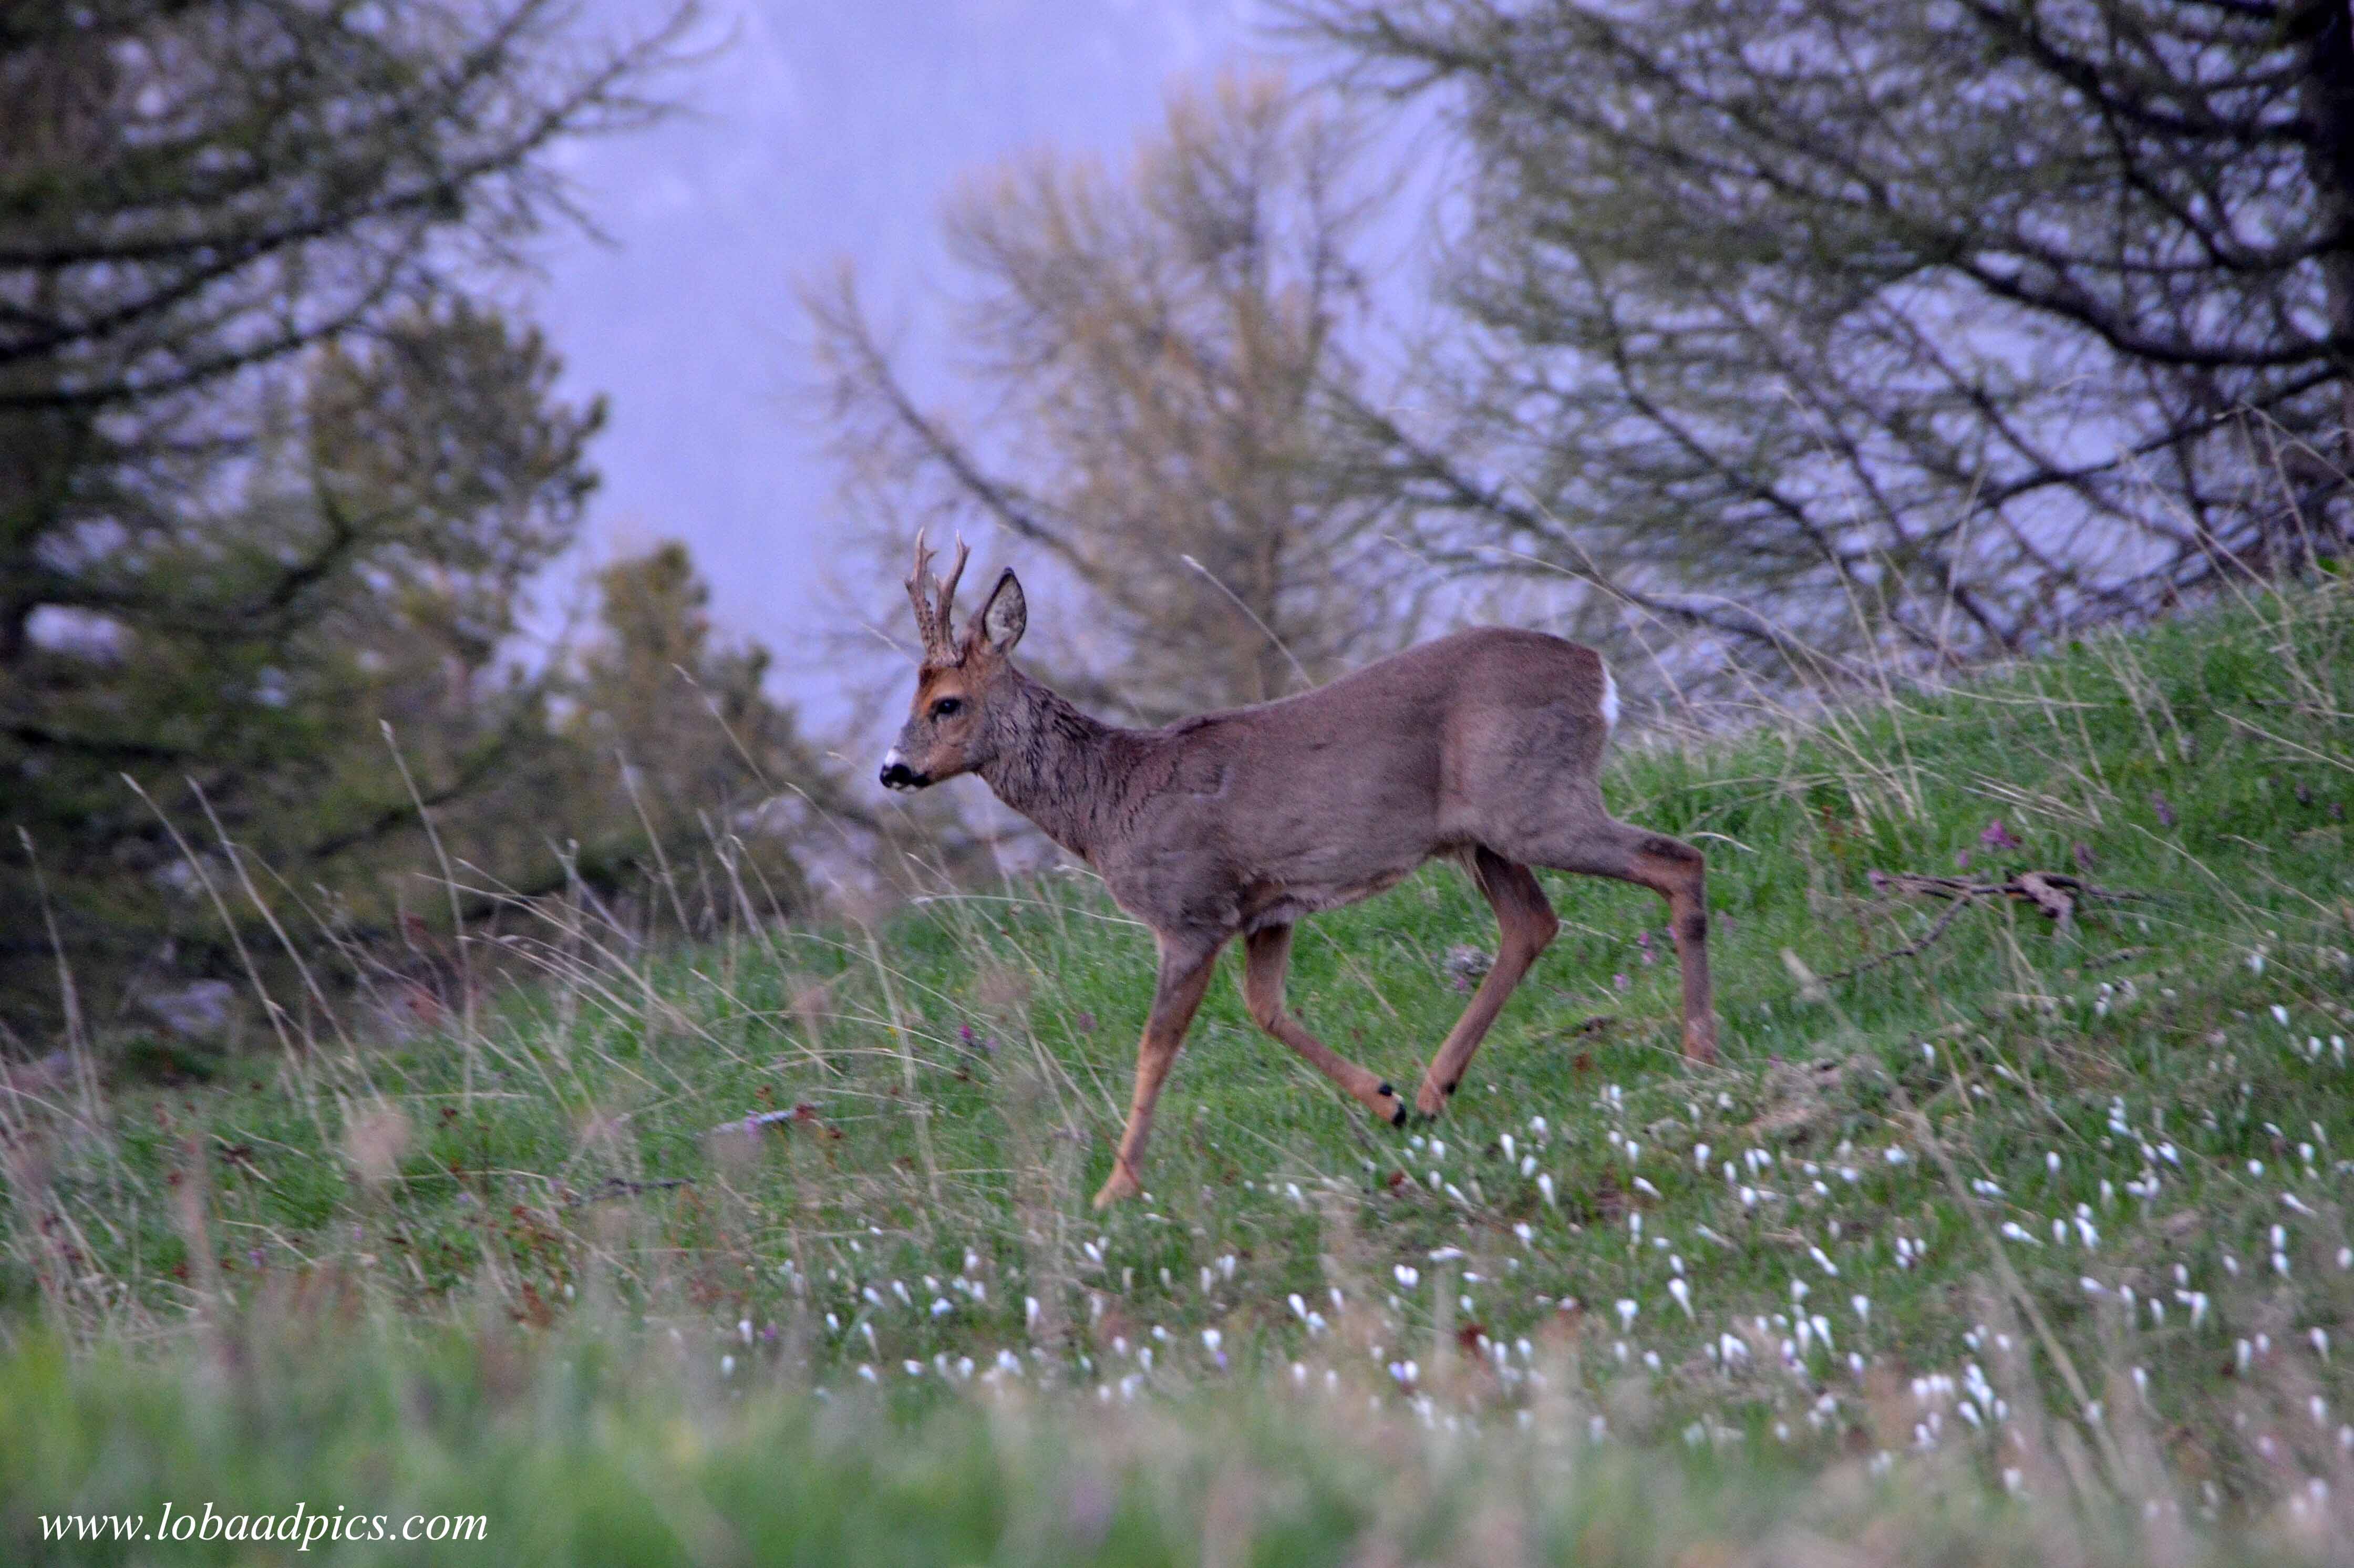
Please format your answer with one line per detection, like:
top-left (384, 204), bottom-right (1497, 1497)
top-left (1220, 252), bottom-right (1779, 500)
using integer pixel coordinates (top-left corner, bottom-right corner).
top-left (879, 751), bottom-right (929, 791)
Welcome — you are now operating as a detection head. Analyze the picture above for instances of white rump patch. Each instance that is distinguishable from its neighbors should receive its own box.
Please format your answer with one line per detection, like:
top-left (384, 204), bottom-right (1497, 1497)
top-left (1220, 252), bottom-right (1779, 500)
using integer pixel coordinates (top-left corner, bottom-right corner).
top-left (1599, 665), bottom-right (1621, 731)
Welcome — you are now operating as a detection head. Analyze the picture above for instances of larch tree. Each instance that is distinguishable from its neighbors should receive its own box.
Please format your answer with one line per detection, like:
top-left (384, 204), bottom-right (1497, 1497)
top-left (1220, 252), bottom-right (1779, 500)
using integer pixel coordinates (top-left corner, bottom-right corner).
top-left (808, 71), bottom-right (1427, 722)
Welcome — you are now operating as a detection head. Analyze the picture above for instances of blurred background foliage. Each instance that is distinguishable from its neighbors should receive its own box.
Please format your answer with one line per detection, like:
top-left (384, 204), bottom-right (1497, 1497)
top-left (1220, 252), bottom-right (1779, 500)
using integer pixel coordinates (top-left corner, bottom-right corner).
top-left (0, 2), bottom-right (856, 1046)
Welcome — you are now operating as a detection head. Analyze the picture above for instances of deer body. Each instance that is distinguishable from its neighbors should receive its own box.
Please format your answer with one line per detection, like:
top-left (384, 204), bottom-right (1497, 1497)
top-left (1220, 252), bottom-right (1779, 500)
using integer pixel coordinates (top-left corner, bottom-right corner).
top-left (884, 539), bottom-right (1719, 1209)
top-left (982, 628), bottom-right (1600, 929)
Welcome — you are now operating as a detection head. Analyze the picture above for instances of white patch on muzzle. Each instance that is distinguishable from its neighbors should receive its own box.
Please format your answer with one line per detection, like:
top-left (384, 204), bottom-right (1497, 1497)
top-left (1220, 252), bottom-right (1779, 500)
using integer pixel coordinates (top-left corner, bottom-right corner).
top-left (882, 747), bottom-right (915, 790)
top-left (1599, 665), bottom-right (1621, 732)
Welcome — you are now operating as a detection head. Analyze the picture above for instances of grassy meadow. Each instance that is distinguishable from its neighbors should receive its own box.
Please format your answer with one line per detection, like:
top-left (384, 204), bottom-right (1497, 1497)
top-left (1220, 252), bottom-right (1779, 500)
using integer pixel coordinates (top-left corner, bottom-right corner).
top-left (6, 579), bottom-right (2354, 1564)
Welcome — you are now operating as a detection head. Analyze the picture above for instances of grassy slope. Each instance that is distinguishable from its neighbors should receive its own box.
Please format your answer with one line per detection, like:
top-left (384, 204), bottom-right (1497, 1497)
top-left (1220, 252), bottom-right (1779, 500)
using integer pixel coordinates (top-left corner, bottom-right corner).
top-left (5, 582), bottom-right (2354, 1562)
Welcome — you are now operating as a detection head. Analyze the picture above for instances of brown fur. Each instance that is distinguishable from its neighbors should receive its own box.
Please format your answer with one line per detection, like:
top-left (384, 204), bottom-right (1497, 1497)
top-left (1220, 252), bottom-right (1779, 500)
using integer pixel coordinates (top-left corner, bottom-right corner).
top-left (882, 538), bottom-right (1718, 1209)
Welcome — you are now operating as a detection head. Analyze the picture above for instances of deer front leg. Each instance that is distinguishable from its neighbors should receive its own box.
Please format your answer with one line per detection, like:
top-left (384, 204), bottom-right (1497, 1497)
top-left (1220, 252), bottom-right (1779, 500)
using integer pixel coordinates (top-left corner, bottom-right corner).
top-left (1242, 925), bottom-right (1410, 1127)
top-left (1095, 937), bottom-right (1221, 1209)
top-left (1415, 851), bottom-right (1559, 1117)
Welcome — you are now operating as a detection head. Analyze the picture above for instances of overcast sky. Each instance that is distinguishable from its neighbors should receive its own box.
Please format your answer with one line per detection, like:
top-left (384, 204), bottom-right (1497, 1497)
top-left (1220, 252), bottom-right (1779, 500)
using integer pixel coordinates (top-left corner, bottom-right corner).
top-left (526, 0), bottom-right (1296, 715)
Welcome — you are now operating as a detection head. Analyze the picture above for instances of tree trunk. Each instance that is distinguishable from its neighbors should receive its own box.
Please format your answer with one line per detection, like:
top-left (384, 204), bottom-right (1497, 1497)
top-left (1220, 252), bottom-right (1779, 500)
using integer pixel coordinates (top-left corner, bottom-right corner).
top-left (2294, 1), bottom-right (2354, 501)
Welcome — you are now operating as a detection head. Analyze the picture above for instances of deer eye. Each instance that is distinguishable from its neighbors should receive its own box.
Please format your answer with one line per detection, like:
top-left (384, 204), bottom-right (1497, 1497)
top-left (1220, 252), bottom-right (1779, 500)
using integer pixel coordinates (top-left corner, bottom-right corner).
top-left (930, 697), bottom-right (962, 719)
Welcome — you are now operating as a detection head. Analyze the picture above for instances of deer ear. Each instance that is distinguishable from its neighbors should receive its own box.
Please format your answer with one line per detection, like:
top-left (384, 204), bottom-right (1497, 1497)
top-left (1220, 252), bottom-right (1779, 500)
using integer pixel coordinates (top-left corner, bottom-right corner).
top-left (978, 568), bottom-right (1026, 654)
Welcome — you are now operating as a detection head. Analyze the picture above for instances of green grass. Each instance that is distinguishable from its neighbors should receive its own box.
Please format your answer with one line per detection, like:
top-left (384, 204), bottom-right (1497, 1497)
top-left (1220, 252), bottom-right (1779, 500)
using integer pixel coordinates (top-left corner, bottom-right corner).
top-left (4, 1313), bottom-right (2301, 1567)
top-left (9, 1313), bottom-right (2266, 1568)
top-left (5, 580), bottom-right (2354, 1562)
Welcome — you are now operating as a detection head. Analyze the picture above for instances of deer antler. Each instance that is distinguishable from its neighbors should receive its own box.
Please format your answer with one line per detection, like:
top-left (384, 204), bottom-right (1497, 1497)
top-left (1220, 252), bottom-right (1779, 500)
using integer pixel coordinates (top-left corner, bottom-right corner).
top-left (932, 534), bottom-right (969, 649)
top-left (905, 530), bottom-right (941, 656)
top-left (904, 529), bottom-right (971, 664)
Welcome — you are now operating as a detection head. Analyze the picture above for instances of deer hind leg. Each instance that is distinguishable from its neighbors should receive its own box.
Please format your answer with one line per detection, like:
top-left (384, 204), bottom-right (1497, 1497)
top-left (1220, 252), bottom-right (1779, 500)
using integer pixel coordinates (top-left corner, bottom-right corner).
top-left (1094, 935), bottom-right (1222, 1210)
top-left (1413, 849), bottom-right (1560, 1118)
top-left (1243, 925), bottom-right (1410, 1128)
top-left (1530, 817), bottom-right (1719, 1066)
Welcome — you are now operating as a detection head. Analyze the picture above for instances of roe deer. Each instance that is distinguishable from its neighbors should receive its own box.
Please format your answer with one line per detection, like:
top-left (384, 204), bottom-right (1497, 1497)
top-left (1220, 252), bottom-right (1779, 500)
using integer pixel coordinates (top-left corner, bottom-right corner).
top-left (880, 534), bottom-right (1719, 1209)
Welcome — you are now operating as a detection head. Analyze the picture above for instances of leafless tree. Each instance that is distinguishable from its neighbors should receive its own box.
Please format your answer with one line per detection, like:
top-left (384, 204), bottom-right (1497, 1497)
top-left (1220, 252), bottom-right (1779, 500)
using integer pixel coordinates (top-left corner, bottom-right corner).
top-left (1298, 0), bottom-right (2354, 678)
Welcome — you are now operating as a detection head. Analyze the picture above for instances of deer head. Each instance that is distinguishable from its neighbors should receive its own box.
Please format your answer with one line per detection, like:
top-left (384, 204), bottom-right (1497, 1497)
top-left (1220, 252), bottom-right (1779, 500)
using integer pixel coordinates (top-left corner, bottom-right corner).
top-left (879, 530), bottom-right (1028, 791)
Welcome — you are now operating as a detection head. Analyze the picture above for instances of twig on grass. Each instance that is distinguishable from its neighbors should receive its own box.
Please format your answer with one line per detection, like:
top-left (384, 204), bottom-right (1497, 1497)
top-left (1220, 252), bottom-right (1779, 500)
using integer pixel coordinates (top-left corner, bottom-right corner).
top-left (565, 1175), bottom-right (694, 1208)
top-left (1823, 895), bottom-right (1977, 985)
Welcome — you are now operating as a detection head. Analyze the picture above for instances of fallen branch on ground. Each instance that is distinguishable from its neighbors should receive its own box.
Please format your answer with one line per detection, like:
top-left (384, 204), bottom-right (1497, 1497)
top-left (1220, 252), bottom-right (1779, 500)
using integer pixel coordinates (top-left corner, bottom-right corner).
top-left (1825, 869), bottom-right (2154, 985)
top-left (1864, 869), bottom-right (2151, 913)
top-left (710, 1102), bottom-right (843, 1141)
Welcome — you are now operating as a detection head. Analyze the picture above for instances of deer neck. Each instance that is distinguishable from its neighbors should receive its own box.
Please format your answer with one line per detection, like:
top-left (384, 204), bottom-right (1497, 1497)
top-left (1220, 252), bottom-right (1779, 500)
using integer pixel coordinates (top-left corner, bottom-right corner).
top-left (977, 668), bottom-right (1129, 861)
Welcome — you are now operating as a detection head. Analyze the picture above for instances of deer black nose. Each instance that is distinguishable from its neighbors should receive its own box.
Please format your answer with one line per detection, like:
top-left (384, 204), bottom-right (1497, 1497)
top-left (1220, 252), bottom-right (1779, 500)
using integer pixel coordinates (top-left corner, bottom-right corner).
top-left (880, 759), bottom-right (926, 791)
